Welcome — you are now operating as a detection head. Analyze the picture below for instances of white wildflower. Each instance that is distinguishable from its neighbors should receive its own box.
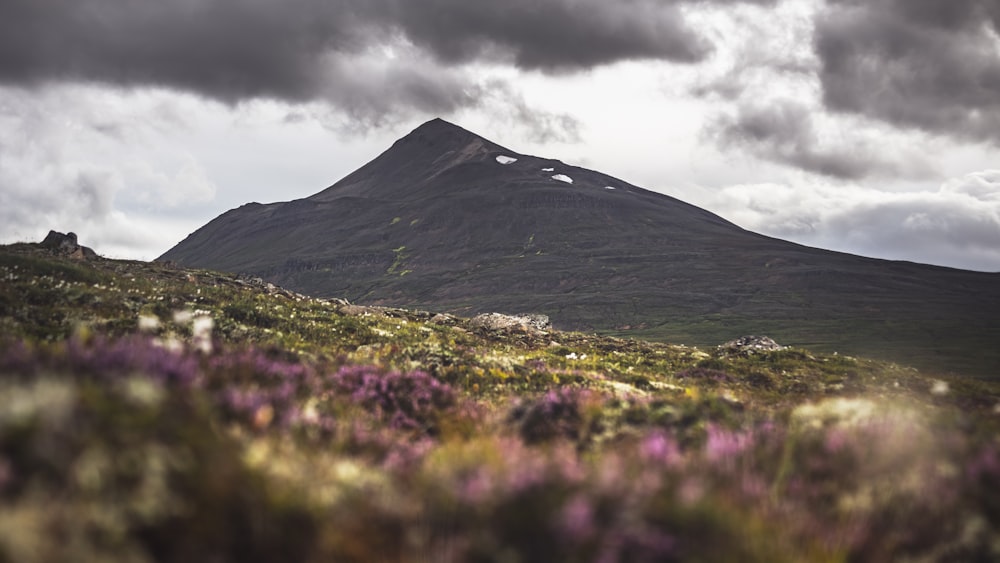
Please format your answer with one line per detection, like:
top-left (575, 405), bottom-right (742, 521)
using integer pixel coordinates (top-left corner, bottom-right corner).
top-left (122, 377), bottom-right (164, 407)
top-left (192, 315), bottom-right (214, 354)
top-left (173, 309), bottom-right (193, 324)
top-left (153, 337), bottom-right (184, 353)
top-left (137, 315), bottom-right (160, 332)
top-left (930, 380), bottom-right (949, 396)
top-left (791, 398), bottom-right (879, 430)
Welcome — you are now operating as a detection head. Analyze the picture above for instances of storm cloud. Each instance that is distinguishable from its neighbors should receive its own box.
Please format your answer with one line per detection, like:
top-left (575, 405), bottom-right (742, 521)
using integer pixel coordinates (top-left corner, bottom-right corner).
top-left (815, 0), bottom-right (1000, 142)
top-left (0, 0), bottom-right (773, 117)
top-left (2, 0), bottom-right (998, 271)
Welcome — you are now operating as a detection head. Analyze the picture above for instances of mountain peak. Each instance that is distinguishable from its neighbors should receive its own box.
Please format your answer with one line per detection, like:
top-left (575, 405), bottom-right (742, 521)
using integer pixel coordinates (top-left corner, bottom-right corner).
top-left (399, 118), bottom-right (501, 154)
top-left (412, 117), bottom-right (461, 133)
top-left (308, 118), bottom-right (512, 202)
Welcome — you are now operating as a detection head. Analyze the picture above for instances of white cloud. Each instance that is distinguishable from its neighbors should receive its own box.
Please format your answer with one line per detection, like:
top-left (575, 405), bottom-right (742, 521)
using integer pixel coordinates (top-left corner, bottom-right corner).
top-left (0, 84), bottom-right (398, 258)
top-left (121, 156), bottom-right (217, 210)
top-left (0, 85), bottom-right (219, 256)
top-left (943, 170), bottom-right (1000, 202)
top-left (703, 172), bottom-right (1000, 272)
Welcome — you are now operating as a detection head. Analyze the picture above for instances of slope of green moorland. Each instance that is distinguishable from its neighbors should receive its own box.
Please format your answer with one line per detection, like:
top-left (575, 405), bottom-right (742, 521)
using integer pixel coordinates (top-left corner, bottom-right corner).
top-left (2, 242), bottom-right (999, 562)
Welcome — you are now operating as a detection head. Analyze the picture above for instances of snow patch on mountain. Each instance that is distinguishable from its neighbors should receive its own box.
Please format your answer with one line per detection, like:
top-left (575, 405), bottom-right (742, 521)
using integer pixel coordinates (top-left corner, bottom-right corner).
top-left (496, 155), bottom-right (518, 165)
top-left (552, 174), bottom-right (573, 184)
top-left (542, 167), bottom-right (555, 172)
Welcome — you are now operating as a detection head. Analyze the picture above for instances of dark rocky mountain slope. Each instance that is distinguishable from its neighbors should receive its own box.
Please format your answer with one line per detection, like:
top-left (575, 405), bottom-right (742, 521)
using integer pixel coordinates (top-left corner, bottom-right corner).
top-left (160, 118), bottom-right (1000, 378)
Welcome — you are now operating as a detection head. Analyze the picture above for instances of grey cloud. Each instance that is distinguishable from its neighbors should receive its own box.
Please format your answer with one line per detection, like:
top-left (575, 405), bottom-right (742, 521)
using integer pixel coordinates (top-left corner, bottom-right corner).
top-left (0, 0), bottom-right (774, 127)
top-left (376, 0), bottom-right (710, 71)
top-left (710, 178), bottom-right (1000, 272)
top-left (0, 0), bottom-right (719, 98)
top-left (0, 0), bottom-right (360, 102)
top-left (317, 52), bottom-right (486, 128)
top-left (75, 171), bottom-right (118, 217)
top-left (708, 101), bottom-right (903, 180)
top-left (294, 66), bottom-right (584, 141)
top-left (944, 170), bottom-right (1000, 202)
top-left (0, 86), bottom-right (215, 256)
top-left (821, 197), bottom-right (1000, 272)
top-left (481, 81), bottom-right (583, 144)
top-left (815, 0), bottom-right (1000, 142)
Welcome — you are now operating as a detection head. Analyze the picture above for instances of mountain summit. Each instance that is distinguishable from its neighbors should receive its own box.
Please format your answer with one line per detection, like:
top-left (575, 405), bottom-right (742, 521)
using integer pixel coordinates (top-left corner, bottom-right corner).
top-left (160, 119), bottom-right (1000, 377)
top-left (307, 118), bottom-right (509, 202)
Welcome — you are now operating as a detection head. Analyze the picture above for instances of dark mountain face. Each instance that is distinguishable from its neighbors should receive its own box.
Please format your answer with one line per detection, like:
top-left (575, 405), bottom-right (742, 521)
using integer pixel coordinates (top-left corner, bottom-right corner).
top-left (161, 118), bottom-right (1000, 378)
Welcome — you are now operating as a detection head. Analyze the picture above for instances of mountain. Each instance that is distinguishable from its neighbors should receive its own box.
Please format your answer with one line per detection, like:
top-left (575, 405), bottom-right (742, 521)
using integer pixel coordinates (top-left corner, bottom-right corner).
top-left (160, 118), bottom-right (1000, 378)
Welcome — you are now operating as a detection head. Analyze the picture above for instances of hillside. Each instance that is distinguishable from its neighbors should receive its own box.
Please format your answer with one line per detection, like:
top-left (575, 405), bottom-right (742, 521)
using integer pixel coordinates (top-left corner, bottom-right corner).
top-left (2, 240), bottom-right (1000, 561)
top-left (160, 119), bottom-right (1000, 378)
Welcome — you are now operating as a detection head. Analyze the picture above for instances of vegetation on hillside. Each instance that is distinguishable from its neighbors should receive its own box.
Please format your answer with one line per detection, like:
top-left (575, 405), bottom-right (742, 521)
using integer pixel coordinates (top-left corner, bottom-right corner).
top-left (2, 243), bottom-right (999, 561)
top-left (159, 119), bottom-right (1000, 379)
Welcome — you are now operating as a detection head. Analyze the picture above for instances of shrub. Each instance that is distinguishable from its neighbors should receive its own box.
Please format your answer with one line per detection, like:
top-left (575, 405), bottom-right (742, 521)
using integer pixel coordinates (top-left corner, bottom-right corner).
top-left (331, 365), bottom-right (456, 435)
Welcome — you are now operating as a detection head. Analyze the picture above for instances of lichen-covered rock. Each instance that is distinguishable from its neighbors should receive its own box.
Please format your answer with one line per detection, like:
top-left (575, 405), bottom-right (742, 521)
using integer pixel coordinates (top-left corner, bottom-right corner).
top-left (719, 335), bottom-right (784, 356)
top-left (469, 312), bottom-right (551, 332)
top-left (40, 230), bottom-right (97, 260)
top-left (339, 304), bottom-right (385, 318)
top-left (429, 313), bottom-right (457, 326)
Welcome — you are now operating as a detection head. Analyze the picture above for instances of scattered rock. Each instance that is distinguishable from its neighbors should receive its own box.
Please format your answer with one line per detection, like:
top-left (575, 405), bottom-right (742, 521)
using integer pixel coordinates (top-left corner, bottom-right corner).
top-left (604, 380), bottom-right (648, 398)
top-left (469, 312), bottom-right (551, 332)
top-left (429, 313), bottom-right (457, 326)
top-left (39, 230), bottom-right (97, 260)
top-left (233, 274), bottom-right (308, 299)
top-left (316, 297), bottom-right (351, 307)
top-left (719, 335), bottom-right (785, 356)
top-left (236, 274), bottom-right (268, 287)
top-left (339, 304), bottom-right (384, 318)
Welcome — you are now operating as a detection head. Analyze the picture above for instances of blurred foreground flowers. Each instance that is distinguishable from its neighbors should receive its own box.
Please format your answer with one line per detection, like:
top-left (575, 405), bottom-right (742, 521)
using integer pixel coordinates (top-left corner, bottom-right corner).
top-left (1, 334), bottom-right (998, 562)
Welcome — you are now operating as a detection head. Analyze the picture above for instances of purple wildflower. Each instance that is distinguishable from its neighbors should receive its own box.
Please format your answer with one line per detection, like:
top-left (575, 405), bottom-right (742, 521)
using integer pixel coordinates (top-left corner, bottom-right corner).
top-left (559, 494), bottom-right (596, 542)
top-left (598, 527), bottom-right (677, 563)
top-left (704, 424), bottom-right (754, 464)
top-left (332, 365), bottom-right (455, 434)
top-left (966, 445), bottom-right (1000, 481)
top-left (509, 387), bottom-right (597, 445)
top-left (459, 467), bottom-right (496, 505)
top-left (640, 430), bottom-right (681, 467)
top-left (53, 335), bottom-right (202, 387)
top-left (0, 457), bottom-right (12, 491)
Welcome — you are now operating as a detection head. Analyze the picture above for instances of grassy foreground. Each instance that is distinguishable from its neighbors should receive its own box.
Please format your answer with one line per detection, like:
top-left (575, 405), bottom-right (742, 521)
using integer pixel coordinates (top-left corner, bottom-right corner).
top-left (1, 242), bottom-right (999, 562)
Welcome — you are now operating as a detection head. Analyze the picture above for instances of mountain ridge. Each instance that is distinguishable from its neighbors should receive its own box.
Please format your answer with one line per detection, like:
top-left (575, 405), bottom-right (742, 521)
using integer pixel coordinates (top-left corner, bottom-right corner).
top-left (160, 118), bottom-right (1000, 378)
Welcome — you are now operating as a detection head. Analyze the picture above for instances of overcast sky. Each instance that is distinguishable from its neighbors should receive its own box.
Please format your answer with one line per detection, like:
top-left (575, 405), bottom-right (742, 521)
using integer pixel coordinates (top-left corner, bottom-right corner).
top-left (2, 0), bottom-right (999, 272)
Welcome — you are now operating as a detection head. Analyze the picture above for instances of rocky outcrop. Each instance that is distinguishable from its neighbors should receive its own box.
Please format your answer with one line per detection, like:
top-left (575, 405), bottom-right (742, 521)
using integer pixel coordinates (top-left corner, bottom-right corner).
top-left (40, 231), bottom-right (97, 260)
top-left (470, 313), bottom-right (551, 332)
top-left (719, 335), bottom-right (785, 356)
top-left (429, 313), bottom-right (458, 326)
